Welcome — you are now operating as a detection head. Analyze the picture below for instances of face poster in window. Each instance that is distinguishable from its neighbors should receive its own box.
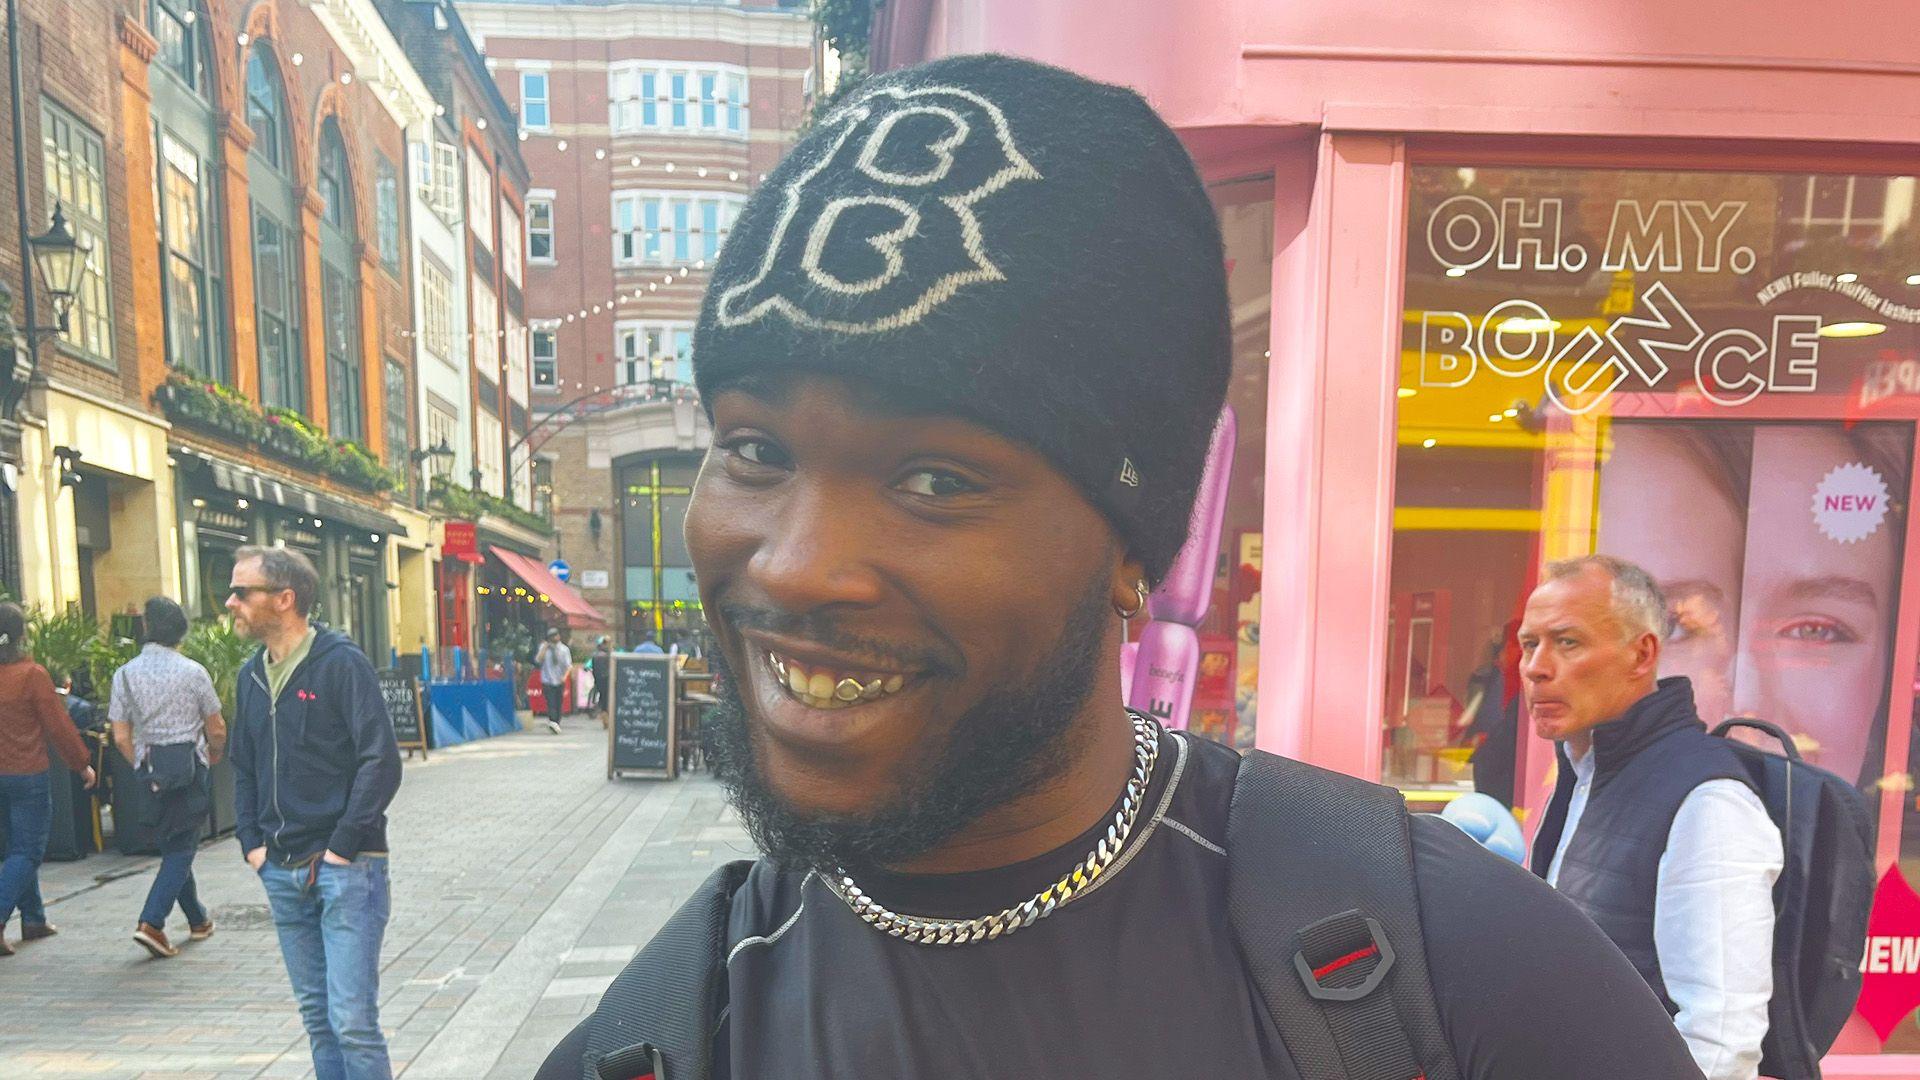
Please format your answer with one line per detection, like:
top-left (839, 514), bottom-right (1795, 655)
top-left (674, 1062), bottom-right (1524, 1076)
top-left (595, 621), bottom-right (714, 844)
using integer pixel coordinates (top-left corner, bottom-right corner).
top-left (1599, 420), bottom-right (1911, 786)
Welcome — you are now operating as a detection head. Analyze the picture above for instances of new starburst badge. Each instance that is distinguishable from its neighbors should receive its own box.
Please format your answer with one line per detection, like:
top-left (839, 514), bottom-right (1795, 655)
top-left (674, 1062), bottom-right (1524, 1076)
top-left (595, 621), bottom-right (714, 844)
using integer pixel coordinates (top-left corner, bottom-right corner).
top-left (1811, 461), bottom-right (1890, 544)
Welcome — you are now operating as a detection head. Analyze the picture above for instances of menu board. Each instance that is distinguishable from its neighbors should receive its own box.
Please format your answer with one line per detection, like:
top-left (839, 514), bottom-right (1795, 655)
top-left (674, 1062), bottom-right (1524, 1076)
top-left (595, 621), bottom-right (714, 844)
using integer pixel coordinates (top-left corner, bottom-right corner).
top-left (608, 652), bottom-right (675, 779)
top-left (378, 671), bottom-right (428, 758)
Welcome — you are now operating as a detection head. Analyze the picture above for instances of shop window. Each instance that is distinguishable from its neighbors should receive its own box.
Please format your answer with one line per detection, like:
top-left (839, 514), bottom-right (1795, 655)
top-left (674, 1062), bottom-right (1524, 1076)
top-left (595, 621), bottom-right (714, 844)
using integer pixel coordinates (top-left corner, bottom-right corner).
top-left (621, 455), bottom-right (702, 645)
top-left (1143, 176), bottom-right (1273, 751)
top-left (1392, 168), bottom-right (1920, 1059)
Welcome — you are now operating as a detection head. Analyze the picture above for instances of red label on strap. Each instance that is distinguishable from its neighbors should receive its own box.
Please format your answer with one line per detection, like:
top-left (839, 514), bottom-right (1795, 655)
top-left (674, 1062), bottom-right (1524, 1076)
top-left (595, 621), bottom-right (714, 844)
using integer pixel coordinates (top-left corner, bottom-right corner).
top-left (1311, 943), bottom-right (1380, 980)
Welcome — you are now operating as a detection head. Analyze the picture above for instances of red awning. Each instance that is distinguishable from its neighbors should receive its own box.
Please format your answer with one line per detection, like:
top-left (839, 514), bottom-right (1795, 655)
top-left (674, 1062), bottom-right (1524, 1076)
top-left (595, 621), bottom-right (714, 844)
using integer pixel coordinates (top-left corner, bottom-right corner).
top-left (489, 546), bottom-right (609, 630)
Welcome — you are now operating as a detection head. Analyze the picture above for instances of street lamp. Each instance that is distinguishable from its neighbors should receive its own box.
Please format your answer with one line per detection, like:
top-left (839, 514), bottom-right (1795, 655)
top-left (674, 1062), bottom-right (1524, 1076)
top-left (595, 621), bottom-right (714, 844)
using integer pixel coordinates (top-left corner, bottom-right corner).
top-left (26, 203), bottom-right (87, 339)
top-left (409, 438), bottom-right (455, 465)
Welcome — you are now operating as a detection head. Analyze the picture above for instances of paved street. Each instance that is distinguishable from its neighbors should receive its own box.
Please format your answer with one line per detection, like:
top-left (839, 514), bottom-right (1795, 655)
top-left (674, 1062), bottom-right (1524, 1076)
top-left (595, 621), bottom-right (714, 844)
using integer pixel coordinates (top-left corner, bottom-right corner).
top-left (0, 718), bottom-right (752, 1079)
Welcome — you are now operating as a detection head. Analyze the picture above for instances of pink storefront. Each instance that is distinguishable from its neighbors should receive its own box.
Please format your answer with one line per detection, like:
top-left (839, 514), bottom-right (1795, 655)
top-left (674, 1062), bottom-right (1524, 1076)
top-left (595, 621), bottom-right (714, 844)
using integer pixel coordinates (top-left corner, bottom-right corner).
top-left (876, 1), bottom-right (1920, 1071)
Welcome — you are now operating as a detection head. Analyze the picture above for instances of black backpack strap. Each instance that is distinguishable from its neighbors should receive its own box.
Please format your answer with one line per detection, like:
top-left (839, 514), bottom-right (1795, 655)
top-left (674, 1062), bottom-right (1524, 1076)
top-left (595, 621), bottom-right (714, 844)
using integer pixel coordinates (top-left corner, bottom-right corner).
top-left (582, 860), bottom-right (754, 1080)
top-left (1227, 750), bottom-right (1462, 1080)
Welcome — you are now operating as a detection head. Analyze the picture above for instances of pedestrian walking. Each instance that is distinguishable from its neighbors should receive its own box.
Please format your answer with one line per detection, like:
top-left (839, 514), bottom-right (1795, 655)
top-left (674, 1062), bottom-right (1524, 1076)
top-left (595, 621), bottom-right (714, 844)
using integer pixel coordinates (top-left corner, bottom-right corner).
top-left (109, 596), bottom-right (227, 958)
top-left (0, 602), bottom-right (97, 957)
top-left (588, 637), bottom-right (611, 725)
top-left (539, 55), bottom-right (1703, 1080)
top-left (227, 546), bottom-right (402, 1080)
top-left (534, 629), bottom-right (571, 734)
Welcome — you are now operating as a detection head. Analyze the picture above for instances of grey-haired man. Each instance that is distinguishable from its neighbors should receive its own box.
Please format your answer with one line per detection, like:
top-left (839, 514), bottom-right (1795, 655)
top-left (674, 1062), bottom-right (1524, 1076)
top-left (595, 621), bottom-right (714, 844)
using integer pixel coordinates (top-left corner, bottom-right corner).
top-left (1522, 555), bottom-right (1784, 1080)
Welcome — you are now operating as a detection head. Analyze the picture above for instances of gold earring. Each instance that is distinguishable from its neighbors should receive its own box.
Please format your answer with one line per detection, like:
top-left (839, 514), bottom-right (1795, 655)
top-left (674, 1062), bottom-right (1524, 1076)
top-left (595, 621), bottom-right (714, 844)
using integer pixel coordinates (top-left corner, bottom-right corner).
top-left (1114, 579), bottom-right (1149, 620)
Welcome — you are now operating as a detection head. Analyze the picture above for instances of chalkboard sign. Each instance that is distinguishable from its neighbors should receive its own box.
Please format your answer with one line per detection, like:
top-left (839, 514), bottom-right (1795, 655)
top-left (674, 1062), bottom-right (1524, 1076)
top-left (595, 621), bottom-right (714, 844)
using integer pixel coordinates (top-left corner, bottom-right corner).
top-left (377, 671), bottom-right (429, 759)
top-left (608, 652), bottom-right (675, 779)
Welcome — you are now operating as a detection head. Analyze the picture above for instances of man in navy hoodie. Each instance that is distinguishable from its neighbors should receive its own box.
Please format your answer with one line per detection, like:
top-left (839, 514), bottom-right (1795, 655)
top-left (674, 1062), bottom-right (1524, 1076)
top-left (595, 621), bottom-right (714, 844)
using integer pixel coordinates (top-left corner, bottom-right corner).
top-left (228, 545), bottom-right (402, 1080)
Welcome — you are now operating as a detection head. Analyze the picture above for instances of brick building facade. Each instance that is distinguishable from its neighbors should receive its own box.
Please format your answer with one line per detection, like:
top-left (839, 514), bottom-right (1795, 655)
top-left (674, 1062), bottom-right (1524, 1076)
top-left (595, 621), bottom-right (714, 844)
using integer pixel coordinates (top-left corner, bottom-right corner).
top-left (456, 0), bottom-right (814, 644)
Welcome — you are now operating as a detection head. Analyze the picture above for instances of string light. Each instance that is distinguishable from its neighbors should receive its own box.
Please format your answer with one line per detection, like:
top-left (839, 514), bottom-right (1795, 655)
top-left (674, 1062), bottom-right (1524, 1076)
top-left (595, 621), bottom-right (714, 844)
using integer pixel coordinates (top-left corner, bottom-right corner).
top-left (291, 52), bottom-right (304, 66)
top-left (595, 149), bottom-right (606, 160)
top-left (237, 31), bottom-right (249, 45)
top-left (696, 167), bottom-right (707, 178)
top-left (557, 139), bottom-right (568, 151)
top-left (340, 72), bottom-right (353, 85)
top-left (477, 118), bottom-right (488, 130)
top-left (629, 156), bottom-right (640, 167)
top-left (664, 162), bottom-right (675, 173)
top-left (728, 171), bottom-right (738, 181)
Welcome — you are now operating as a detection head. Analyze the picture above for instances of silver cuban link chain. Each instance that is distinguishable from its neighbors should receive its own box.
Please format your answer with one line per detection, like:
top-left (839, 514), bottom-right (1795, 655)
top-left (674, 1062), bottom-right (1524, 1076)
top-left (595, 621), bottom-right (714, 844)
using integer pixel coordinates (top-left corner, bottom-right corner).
top-left (823, 712), bottom-right (1162, 947)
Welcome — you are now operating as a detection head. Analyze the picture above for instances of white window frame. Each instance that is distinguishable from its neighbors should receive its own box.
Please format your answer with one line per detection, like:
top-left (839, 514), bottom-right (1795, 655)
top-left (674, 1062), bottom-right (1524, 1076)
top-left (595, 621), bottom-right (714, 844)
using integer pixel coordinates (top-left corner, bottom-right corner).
top-left (520, 70), bottom-right (550, 131)
top-left (611, 190), bottom-right (745, 267)
top-left (475, 410), bottom-right (503, 497)
top-left (420, 255), bottom-right (455, 362)
top-left (505, 311), bottom-right (529, 407)
top-left (471, 276), bottom-right (499, 376)
top-left (613, 319), bottom-right (696, 386)
top-left (526, 194), bottom-right (555, 264)
top-left (608, 61), bottom-right (749, 137)
top-left (501, 199), bottom-right (523, 286)
top-left (466, 145), bottom-right (493, 251)
top-left (412, 140), bottom-right (460, 225)
top-left (531, 319), bottom-right (559, 391)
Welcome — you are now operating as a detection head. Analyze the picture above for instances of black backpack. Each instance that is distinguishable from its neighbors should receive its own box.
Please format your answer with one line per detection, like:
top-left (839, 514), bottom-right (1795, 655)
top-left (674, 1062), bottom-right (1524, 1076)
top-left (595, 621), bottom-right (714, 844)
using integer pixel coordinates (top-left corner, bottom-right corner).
top-left (579, 747), bottom-right (1468, 1080)
top-left (1709, 719), bottom-right (1875, 1080)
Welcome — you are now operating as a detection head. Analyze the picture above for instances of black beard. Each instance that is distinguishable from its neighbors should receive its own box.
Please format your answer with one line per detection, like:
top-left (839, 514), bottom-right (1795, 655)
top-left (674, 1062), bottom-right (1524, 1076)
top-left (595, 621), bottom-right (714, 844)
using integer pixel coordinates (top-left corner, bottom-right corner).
top-left (701, 570), bottom-right (1115, 873)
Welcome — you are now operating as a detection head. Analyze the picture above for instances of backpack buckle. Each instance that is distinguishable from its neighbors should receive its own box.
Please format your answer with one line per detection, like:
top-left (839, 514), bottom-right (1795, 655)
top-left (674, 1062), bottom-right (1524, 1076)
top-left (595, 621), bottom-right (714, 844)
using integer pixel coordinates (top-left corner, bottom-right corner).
top-left (596, 1042), bottom-right (666, 1080)
top-left (1293, 912), bottom-right (1396, 1002)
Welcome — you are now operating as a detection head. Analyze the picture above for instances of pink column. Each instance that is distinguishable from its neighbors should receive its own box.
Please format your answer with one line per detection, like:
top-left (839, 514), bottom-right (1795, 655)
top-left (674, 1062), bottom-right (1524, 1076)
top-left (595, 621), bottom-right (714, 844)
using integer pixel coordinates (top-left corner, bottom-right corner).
top-left (1255, 133), bottom-right (1409, 782)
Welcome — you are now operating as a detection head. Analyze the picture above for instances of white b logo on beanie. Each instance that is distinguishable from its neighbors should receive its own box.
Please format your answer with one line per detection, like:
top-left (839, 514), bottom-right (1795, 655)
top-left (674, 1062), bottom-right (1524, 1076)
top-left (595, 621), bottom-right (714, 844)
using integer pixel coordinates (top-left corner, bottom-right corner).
top-left (715, 83), bottom-right (1040, 335)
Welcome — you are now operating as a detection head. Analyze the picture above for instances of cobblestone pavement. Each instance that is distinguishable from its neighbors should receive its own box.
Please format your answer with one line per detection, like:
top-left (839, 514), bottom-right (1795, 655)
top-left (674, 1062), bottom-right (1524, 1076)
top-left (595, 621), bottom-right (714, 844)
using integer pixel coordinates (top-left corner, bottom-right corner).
top-left (0, 717), bottom-right (753, 1079)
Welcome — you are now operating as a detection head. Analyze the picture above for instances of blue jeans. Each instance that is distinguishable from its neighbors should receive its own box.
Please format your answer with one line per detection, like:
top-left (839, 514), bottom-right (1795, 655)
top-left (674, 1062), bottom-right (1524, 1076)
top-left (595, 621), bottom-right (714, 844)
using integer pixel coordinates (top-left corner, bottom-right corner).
top-left (0, 771), bottom-right (51, 932)
top-left (260, 855), bottom-right (393, 1080)
top-left (139, 828), bottom-right (208, 929)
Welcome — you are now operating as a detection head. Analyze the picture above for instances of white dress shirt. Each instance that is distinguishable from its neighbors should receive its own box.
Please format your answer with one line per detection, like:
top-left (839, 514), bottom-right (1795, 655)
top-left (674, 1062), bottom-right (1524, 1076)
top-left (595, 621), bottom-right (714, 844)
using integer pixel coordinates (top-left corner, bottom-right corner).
top-left (1547, 746), bottom-right (1783, 1080)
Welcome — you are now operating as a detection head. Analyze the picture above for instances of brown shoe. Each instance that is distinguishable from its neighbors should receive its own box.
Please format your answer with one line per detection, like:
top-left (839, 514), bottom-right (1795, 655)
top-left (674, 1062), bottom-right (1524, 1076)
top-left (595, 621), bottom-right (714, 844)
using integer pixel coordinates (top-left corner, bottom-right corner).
top-left (20, 922), bottom-right (56, 941)
top-left (188, 920), bottom-right (214, 942)
top-left (132, 922), bottom-right (178, 958)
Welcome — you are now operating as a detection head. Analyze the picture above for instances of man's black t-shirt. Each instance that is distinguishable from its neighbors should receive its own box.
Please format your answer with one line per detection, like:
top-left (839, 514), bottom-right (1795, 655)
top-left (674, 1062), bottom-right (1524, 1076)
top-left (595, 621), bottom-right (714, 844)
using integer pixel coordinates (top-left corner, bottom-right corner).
top-left (540, 731), bottom-right (1704, 1079)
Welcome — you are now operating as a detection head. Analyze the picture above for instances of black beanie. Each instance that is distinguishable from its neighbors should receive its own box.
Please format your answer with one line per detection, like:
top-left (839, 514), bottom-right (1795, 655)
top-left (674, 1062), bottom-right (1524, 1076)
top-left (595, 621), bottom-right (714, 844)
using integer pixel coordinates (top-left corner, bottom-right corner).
top-left (694, 54), bottom-right (1231, 584)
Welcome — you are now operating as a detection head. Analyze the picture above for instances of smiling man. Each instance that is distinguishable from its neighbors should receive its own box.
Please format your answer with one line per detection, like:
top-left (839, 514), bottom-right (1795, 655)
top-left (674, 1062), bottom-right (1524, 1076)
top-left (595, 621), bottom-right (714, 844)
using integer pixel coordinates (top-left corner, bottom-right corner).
top-left (540, 55), bottom-right (1704, 1080)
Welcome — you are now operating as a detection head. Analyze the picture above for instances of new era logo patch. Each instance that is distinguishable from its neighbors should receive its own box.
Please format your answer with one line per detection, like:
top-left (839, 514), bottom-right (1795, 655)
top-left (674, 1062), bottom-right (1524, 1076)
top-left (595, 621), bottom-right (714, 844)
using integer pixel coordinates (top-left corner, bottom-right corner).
top-left (1118, 458), bottom-right (1140, 488)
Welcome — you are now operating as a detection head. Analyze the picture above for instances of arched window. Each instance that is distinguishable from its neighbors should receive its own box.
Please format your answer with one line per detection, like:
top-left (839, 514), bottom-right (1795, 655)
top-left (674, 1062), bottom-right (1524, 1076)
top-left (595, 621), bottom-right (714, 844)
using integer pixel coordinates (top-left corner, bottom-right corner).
top-left (149, 0), bottom-right (226, 382)
top-left (245, 47), bottom-right (286, 169)
top-left (317, 119), bottom-right (363, 441)
top-left (245, 46), bottom-right (303, 412)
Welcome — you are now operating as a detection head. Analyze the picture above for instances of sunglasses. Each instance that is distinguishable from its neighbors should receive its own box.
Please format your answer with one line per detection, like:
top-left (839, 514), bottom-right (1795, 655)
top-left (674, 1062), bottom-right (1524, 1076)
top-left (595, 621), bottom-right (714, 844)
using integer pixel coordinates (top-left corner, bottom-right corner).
top-left (227, 585), bottom-right (287, 600)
